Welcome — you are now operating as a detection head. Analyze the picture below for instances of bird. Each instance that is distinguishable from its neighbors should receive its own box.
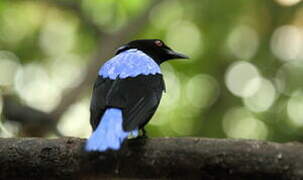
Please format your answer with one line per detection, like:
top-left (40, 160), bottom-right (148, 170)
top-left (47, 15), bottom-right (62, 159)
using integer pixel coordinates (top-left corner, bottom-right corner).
top-left (85, 39), bottom-right (188, 152)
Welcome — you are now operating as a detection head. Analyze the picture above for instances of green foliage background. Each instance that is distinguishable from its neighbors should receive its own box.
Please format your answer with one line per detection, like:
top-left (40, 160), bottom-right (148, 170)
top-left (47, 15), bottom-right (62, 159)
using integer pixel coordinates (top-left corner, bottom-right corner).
top-left (0, 0), bottom-right (303, 142)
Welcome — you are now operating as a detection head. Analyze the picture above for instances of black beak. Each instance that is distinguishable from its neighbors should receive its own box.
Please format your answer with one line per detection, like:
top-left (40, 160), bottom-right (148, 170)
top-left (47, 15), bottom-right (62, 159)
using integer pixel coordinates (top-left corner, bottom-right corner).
top-left (166, 49), bottom-right (189, 59)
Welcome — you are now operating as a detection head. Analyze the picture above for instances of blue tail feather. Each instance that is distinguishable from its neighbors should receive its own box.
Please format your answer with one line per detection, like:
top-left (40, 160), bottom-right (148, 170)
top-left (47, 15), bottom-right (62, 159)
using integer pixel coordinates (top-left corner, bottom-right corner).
top-left (85, 108), bottom-right (138, 152)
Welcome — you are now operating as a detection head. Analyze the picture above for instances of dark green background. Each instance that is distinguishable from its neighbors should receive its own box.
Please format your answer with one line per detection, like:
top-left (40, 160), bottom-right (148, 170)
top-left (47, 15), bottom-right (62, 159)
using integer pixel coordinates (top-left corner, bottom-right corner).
top-left (0, 0), bottom-right (303, 142)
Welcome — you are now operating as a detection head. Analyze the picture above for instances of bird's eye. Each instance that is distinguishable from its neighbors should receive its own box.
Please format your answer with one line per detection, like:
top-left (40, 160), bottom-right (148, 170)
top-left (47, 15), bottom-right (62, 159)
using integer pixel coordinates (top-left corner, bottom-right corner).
top-left (154, 40), bottom-right (163, 47)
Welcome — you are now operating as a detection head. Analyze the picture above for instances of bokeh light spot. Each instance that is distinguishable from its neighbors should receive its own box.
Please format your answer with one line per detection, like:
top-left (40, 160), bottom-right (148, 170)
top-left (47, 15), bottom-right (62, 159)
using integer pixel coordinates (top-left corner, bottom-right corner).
top-left (275, 0), bottom-right (301, 6)
top-left (166, 20), bottom-right (202, 57)
top-left (243, 78), bottom-right (277, 112)
top-left (225, 61), bottom-right (261, 97)
top-left (58, 98), bottom-right (91, 137)
top-left (48, 54), bottom-right (85, 90)
top-left (82, 0), bottom-right (129, 31)
top-left (0, 51), bottom-right (20, 86)
top-left (14, 63), bottom-right (61, 112)
top-left (149, 63), bottom-right (180, 126)
top-left (271, 25), bottom-right (303, 61)
top-left (158, 63), bottom-right (181, 109)
top-left (287, 91), bottom-right (303, 126)
top-left (185, 74), bottom-right (220, 109)
top-left (276, 62), bottom-right (303, 95)
top-left (0, 2), bottom-right (43, 46)
top-left (0, 93), bottom-right (3, 115)
top-left (39, 12), bottom-right (78, 56)
top-left (150, 0), bottom-right (184, 29)
top-left (169, 112), bottom-right (195, 136)
top-left (223, 107), bottom-right (268, 139)
top-left (0, 121), bottom-right (21, 137)
top-left (227, 25), bottom-right (259, 60)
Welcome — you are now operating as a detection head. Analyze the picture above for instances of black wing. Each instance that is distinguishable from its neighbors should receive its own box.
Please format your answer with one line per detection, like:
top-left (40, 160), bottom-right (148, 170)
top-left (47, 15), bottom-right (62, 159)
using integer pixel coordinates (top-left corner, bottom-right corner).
top-left (90, 74), bottom-right (165, 131)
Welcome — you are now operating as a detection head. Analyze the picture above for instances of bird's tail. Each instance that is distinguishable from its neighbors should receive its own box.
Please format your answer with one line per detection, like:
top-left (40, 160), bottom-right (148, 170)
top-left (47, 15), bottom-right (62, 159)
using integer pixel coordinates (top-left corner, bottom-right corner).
top-left (85, 108), bottom-right (138, 152)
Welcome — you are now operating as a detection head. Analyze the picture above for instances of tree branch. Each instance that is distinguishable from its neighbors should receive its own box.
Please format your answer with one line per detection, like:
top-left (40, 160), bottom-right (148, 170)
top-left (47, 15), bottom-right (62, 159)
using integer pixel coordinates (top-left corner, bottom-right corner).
top-left (2, 95), bottom-right (62, 137)
top-left (0, 137), bottom-right (303, 179)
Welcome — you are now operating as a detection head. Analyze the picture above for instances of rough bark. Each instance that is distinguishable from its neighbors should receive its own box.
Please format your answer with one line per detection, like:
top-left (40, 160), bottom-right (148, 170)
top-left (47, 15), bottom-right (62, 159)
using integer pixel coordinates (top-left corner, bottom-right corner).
top-left (0, 137), bottom-right (302, 180)
top-left (2, 95), bottom-right (60, 137)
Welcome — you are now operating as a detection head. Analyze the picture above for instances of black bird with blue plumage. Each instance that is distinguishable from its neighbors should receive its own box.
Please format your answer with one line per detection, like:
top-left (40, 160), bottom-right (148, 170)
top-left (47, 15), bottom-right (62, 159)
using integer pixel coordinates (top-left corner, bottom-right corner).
top-left (85, 39), bottom-right (188, 152)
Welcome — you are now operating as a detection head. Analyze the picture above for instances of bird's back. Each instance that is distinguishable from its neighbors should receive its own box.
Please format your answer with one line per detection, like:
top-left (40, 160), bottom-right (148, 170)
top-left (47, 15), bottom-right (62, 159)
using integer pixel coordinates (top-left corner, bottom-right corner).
top-left (99, 49), bottom-right (161, 79)
top-left (90, 49), bottom-right (165, 131)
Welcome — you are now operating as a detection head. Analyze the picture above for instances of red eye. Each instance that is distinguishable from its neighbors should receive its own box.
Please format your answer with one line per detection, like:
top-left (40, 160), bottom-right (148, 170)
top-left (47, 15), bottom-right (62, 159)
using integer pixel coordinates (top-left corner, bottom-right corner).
top-left (155, 40), bottom-right (163, 47)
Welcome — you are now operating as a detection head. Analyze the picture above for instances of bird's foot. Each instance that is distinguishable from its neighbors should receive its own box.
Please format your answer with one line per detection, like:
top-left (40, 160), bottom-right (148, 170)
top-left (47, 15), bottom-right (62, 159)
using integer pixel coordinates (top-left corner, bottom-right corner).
top-left (135, 128), bottom-right (148, 139)
top-left (142, 128), bottom-right (147, 136)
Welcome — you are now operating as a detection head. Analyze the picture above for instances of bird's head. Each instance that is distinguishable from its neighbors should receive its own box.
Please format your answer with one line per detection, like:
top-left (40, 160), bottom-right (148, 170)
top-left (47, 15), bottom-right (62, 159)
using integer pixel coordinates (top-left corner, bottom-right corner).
top-left (116, 39), bottom-right (189, 64)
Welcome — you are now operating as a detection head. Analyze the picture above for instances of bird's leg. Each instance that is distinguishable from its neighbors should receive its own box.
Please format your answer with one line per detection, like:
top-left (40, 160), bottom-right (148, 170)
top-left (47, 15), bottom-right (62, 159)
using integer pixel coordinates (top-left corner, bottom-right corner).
top-left (142, 128), bottom-right (147, 138)
top-left (135, 128), bottom-right (148, 139)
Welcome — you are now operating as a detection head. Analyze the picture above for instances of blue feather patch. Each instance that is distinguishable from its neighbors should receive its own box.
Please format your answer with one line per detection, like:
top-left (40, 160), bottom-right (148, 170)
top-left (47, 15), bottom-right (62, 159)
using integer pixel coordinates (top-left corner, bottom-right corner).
top-left (85, 108), bottom-right (138, 152)
top-left (99, 49), bottom-right (161, 79)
